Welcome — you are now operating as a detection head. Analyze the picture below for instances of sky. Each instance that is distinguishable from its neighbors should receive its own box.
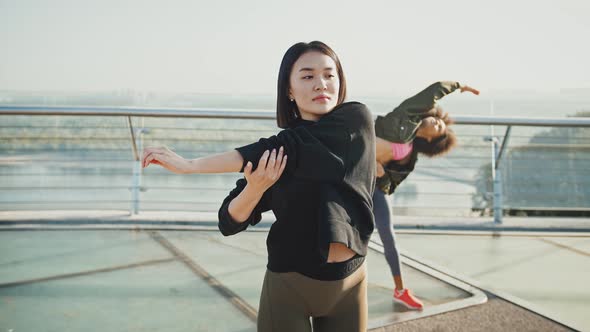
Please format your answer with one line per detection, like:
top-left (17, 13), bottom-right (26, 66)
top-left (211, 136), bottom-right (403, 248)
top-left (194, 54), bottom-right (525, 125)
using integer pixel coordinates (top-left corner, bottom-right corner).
top-left (1, 0), bottom-right (589, 98)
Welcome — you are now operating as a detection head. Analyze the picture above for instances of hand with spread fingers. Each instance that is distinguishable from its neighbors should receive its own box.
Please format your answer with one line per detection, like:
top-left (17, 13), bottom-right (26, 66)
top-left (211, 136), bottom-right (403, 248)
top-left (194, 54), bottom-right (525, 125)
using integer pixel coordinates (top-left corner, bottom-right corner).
top-left (244, 147), bottom-right (287, 193)
top-left (142, 146), bottom-right (191, 174)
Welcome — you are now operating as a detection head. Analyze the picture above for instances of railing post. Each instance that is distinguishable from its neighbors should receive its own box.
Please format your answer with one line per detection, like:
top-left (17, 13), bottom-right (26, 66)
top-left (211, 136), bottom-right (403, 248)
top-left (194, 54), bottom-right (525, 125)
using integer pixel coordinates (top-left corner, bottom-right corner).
top-left (492, 139), bottom-right (502, 224)
top-left (127, 117), bottom-right (146, 215)
top-left (131, 156), bottom-right (142, 215)
top-left (485, 135), bottom-right (501, 223)
top-left (486, 125), bottom-right (512, 224)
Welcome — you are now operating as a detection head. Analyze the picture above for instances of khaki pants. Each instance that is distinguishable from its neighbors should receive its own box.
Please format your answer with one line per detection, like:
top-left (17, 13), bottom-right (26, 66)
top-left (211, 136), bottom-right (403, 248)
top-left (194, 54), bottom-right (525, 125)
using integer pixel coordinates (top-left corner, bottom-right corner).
top-left (257, 263), bottom-right (367, 332)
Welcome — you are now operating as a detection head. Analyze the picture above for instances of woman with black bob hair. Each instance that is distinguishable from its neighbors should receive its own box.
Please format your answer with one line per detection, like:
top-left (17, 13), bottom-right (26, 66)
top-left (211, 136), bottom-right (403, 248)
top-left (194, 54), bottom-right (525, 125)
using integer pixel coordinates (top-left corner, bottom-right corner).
top-left (144, 41), bottom-right (376, 332)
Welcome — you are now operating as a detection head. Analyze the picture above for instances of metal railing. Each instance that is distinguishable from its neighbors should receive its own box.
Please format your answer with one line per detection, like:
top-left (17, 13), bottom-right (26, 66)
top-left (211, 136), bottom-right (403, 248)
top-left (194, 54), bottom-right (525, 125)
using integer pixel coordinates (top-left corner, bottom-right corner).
top-left (1, 106), bottom-right (589, 223)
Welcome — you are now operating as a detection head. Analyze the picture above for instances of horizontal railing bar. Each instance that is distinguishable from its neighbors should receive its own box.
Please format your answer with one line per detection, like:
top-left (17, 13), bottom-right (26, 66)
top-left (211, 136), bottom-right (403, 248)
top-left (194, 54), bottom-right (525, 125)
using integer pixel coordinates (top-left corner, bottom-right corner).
top-left (2, 204), bottom-right (587, 211)
top-left (0, 173), bottom-right (242, 177)
top-left (0, 187), bottom-right (471, 195)
top-left (5, 151), bottom-right (590, 161)
top-left (2, 125), bottom-right (588, 140)
top-left (4, 202), bottom-right (582, 209)
top-left (501, 206), bottom-right (590, 211)
top-left (1, 184), bottom-right (588, 194)
top-left (449, 181), bottom-right (590, 186)
top-left (0, 159), bottom-right (135, 162)
top-left (2, 160), bottom-right (589, 167)
top-left (0, 148), bottom-right (231, 153)
top-left (0, 200), bottom-right (217, 204)
top-left (453, 116), bottom-right (590, 127)
top-left (1, 170), bottom-right (588, 178)
top-left (2, 190), bottom-right (588, 200)
top-left (2, 106), bottom-right (590, 127)
top-left (0, 186), bottom-right (227, 191)
top-left (0, 137), bottom-right (273, 142)
top-left (3, 205), bottom-right (588, 211)
top-left (0, 106), bottom-right (277, 119)
top-left (0, 180), bottom-right (585, 187)
top-left (0, 125), bottom-right (271, 132)
top-left (5, 140), bottom-right (590, 149)
top-left (0, 186), bottom-right (134, 190)
top-left (391, 205), bottom-right (590, 209)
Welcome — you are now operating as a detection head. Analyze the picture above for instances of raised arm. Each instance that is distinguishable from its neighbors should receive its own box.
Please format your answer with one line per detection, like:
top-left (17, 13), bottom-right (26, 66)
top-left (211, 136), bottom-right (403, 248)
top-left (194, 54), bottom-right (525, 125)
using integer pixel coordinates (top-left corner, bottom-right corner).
top-left (401, 81), bottom-right (478, 116)
top-left (142, 147), bottom-right (244, 174)
top-left (401, 81), bottom-right (460, 116)
top-left (142, 102), bottom-right (371, 181)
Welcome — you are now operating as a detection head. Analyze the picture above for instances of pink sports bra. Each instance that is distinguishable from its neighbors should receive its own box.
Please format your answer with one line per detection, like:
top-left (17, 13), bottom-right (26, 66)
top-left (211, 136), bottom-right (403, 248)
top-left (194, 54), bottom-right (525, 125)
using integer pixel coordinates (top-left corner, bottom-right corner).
top-left (391, 142), bottom-right (413, 161)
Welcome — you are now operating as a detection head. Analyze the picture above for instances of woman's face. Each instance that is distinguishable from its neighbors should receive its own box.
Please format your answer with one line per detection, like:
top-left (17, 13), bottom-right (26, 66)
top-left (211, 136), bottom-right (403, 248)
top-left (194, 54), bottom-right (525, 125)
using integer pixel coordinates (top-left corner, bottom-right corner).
top-left (289, 51), bottom-right (340, 121)
top-left (419, 116), bottom-right (447, 141)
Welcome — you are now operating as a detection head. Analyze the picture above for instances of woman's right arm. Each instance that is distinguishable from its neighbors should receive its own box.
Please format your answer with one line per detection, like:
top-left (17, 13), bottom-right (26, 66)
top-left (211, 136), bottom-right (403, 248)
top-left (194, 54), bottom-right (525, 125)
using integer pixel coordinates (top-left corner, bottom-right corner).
top-left (143, 103), bottom-right (368, 177)
top-left (142, 147), bottom-right (244, 174)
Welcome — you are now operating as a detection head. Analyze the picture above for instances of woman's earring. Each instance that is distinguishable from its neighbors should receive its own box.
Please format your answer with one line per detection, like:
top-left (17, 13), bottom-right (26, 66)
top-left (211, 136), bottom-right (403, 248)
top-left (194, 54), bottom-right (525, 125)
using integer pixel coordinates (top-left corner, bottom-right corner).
top-left (290, 98), bottom-right (294, 102)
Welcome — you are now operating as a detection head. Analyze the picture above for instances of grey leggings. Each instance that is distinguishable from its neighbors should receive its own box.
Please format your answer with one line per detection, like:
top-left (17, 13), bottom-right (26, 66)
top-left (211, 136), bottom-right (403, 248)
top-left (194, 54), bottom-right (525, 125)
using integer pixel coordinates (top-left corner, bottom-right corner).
top-left (257, 263), bottom-right (367, 332)
top-left (372, 189), bottom-right (402, 276)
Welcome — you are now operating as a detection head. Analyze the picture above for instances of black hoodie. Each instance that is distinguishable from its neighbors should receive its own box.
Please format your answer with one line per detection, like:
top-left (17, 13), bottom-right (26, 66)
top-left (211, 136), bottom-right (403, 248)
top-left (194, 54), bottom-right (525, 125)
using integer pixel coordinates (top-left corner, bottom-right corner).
top-left (218, 102), bottom-right (376, 280)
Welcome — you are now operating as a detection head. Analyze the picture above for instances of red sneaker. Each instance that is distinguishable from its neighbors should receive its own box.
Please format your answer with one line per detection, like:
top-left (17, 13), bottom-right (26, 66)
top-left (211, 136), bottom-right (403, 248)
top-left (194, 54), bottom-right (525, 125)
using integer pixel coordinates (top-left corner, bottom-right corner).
top-left (393, 289), bottom-right (424, 310)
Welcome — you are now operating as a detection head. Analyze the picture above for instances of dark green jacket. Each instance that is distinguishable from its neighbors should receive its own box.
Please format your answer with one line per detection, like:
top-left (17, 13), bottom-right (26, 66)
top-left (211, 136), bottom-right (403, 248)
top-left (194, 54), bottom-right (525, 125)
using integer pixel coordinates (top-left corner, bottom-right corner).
top-left (375, 81), bottom-right (461, 194)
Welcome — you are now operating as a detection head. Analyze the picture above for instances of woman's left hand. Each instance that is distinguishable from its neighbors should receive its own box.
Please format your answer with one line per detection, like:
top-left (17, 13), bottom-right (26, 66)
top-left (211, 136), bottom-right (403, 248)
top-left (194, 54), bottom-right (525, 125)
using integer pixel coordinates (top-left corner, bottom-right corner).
top-left (460, 85), bottom-right (480, 95)
top-left (243, 147), bottom-right (287, 193)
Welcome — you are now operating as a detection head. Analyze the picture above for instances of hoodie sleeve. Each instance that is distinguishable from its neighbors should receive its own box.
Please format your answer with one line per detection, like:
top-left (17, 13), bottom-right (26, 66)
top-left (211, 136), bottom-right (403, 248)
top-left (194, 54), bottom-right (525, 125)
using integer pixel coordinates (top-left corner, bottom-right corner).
top-left (234, 102), bottom-right (373, 183)
top-left (218, 178), bottom-right (272, 236)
